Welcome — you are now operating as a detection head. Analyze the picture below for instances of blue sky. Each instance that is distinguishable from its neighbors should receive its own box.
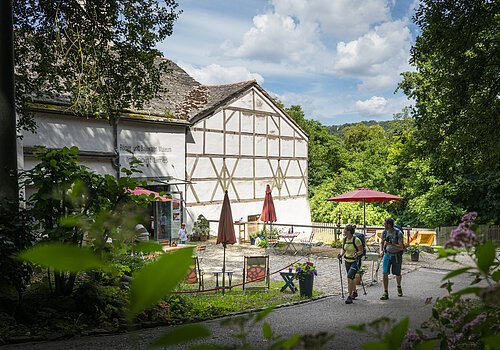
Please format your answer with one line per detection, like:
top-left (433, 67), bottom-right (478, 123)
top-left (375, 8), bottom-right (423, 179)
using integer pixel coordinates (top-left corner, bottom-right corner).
top-left (159, 0), bottom-right (420, 126)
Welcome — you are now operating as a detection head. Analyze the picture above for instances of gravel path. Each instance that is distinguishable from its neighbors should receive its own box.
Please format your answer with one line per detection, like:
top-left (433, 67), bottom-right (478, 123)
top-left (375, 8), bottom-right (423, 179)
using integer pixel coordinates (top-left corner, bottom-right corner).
top-left (195, 239), bottom-right (473, 295)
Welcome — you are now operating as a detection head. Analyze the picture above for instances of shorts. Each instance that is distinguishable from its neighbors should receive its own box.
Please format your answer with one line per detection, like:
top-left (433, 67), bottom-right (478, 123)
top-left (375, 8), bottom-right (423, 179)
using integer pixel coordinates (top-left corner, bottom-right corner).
top-left (345, 259), bottom-right (360, 280)
top-left (382, 252), bottom-right (402, 276)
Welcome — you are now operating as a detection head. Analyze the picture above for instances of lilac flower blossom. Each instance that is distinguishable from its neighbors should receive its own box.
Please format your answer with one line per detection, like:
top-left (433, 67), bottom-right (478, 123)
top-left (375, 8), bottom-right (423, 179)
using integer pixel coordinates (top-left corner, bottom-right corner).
top-left (445, 212), bottom-right (478, 249)
top-left (463, 313), bottom-right (486, 332)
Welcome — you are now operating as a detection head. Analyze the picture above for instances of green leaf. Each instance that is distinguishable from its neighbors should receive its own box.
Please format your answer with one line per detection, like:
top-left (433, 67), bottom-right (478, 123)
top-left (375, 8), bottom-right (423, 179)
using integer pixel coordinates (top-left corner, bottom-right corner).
top-left (362, 342), bottom-right (390, 350)
top-left (151, 324), bottom-right (210, 347)
top-left (483, 335), bottom-right (500, 349)
top-left (188, 345), bottom-right (227, 350)
top-left (385, 317), bottom-right (409, 349)
top-left (442, 267), bottom-right (472, 280)
top-left (347, 324), bottom-right (366, 332)
top-left (281, 334), bottom-right (301, 349)
top-left (133, 241), bottom-right (163, 254)
top-left (452, 287), bottom-right (482, 297)
top-left (262, 322), bottom-right (273, 339)
top-left (128, 246), bottom-right (194, 319)
top-left (19, 243), bottom-right (105, 272)
top-left (492, 270), bottom-right (500, 282)
top-left (254, 306), bottom-right (274, 323)
top-left (476, 241), bottom-right (495, 274)
top-left (437, 247), bottom-right (457, 259)
top-left (414, 340), bottom-right (437, 350)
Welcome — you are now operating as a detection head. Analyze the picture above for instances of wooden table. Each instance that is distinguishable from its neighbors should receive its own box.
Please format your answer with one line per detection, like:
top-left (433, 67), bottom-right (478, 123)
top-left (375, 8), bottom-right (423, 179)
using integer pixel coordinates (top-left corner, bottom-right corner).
top-left (279, 271), bottom-right (297, 293)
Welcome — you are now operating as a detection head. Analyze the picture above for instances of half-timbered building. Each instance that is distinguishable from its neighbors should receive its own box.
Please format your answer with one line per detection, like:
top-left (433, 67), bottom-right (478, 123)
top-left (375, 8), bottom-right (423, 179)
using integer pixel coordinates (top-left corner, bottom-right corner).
top-left (20, 59), bottom-right (311, 240)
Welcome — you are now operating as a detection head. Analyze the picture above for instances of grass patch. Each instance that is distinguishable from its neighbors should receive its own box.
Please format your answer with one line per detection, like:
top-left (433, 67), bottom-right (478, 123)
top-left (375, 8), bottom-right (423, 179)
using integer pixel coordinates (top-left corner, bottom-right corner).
top-left (168, 280), bottom-right (323, 322)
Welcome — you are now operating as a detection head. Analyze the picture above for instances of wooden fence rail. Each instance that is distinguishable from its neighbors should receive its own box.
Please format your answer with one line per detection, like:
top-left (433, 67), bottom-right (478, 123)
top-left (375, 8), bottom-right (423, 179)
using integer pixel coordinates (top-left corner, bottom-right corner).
top-left (436, 225), bottom-right (500, 246)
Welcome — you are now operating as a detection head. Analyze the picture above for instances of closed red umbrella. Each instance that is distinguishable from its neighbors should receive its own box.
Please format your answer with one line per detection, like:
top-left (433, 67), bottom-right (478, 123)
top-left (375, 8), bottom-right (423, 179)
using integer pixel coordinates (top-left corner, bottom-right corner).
top-left (328, 188), bottom-right (402, 232)
top-left (260, 184), bottom-right (277, 224)
top-left (217, 190), bottom-right (237, 294)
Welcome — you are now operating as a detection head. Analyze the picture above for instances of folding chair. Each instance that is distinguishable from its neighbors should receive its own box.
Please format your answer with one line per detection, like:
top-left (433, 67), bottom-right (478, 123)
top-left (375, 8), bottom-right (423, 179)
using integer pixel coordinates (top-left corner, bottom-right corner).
top-left (184, 256), bottom-right (204, 291)
top-left (299, 232), bottom-right (316, 256)
top-left (242, 255), bottom-right (270, 291)
top-left (196, 245), bottom-right (207, 264)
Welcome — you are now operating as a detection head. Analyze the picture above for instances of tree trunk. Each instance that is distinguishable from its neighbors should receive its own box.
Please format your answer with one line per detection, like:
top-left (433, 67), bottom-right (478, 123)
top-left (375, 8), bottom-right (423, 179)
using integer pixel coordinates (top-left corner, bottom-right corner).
top-left (0, 0), bottom-right (18, 203)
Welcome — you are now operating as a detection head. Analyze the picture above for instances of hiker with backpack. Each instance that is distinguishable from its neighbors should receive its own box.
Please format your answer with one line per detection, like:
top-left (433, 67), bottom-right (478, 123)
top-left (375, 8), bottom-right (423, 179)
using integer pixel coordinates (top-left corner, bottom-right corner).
top-left (337, 224), bottom-right (363, 304)
top-left (380, 218), bottom-right (405, 300)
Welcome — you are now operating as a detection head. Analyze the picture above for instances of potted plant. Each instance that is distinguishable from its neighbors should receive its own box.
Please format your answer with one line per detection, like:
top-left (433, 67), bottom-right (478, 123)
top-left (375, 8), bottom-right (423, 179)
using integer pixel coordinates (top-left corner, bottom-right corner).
top-left (193, 215), bottom-right (210, 241)
top-left (407, 244), bottom-right (420, 261)
top-left (294, 261), bottom-right (317, 298)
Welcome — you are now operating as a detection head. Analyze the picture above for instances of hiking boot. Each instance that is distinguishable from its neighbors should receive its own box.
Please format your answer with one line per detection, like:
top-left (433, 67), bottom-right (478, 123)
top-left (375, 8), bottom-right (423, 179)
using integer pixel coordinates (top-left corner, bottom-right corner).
top-left (380, 292), bottom-right (389, 300)
top-left (345, 296), bottom-right (353, 304)
top-left (397, 286), bottom-right (403, 297)
top-left (352, 291), bottom-right (358, 299)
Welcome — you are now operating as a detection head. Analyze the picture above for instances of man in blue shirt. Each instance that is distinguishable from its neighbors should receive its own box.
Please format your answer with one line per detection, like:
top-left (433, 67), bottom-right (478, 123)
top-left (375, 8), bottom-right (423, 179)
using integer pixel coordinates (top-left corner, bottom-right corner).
top-left (380, 218), bottom-right (404, 300)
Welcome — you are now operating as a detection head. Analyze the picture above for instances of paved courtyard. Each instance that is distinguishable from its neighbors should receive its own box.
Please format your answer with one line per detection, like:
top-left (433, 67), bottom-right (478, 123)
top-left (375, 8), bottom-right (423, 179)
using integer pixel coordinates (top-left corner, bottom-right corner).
top-left (193, 239), bottom-right (469, 295)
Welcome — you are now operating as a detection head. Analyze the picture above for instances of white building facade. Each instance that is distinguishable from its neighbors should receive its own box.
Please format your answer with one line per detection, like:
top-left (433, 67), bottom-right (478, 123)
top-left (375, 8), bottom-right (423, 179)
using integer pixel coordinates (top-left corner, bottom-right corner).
top-left (20, 60), bottom-right (312, 241)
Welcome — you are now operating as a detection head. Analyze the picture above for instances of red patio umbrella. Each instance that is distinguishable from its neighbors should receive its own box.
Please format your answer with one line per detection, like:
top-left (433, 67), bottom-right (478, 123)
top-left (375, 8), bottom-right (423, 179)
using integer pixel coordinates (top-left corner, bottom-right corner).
top-left (260, 184), bottom-right (277, 224)
top-left (217, 190), bottom-right (237, 295)
top-left (260, 184), bottom-right (277, 241)
top-left (126, 187), bottom-right (179, 202)
top-left (328, 188), bottom-right (402, 233)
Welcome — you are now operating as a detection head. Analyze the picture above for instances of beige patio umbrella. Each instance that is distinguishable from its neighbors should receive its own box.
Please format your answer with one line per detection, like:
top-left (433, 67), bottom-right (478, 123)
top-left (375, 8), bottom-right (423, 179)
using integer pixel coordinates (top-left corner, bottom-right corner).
top-left (217, 190), bottom-right (237, 295)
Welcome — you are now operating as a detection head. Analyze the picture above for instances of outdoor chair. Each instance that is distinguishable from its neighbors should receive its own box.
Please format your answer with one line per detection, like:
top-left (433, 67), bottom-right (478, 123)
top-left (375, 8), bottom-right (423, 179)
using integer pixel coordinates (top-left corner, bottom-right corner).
top-left (299, 232), bottom-right (318, 256)
top-left (196, 245), bottom-right (207, 264)
top-left (242, 255), bottom-right (270, 291)
top-left (184, 256), bottom-right (204, 291)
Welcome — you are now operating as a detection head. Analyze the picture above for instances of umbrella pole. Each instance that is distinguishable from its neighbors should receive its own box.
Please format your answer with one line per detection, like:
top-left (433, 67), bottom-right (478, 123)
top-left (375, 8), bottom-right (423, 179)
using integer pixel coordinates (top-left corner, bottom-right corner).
top-left (363, 199), bottom-right (366, 234)
top-left (222, 244), bottom-right (226, 296)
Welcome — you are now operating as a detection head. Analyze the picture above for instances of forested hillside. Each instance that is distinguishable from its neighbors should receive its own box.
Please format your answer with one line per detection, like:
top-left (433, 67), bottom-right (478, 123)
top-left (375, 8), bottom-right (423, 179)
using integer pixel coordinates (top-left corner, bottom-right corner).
top-left (285, 102), bottom-right (497, 228)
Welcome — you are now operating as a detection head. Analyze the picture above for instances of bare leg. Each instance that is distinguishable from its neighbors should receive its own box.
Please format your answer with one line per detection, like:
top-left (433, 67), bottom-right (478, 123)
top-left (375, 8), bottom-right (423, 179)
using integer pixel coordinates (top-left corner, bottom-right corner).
top-left (348, 278), bottom-right (356, 296)
top-left (396, 275), bottom-right (401, 286)
top-left (382, 273), bottom-right (389, 290)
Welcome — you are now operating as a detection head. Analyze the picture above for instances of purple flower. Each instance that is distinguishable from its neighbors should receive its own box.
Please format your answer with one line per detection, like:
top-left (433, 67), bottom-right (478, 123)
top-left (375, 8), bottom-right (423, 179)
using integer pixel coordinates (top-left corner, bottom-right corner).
top-left (463, 313), bottom-right (486, 332)
top-left (445, 212), bottom-right (477, 249)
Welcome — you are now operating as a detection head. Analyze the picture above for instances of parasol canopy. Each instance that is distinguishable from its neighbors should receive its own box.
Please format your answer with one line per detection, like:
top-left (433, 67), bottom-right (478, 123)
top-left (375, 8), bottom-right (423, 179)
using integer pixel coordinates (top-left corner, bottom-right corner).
top-left (260, 184), bottom-right (277, 223)
top-left (217, 190), bottom-right (237, 246)
top-left (328, 188), bottom-right (402, 232)
top-left (126, 187), bottom-right (179, 202)
top-left (217, 190), bottom-right (237, 295)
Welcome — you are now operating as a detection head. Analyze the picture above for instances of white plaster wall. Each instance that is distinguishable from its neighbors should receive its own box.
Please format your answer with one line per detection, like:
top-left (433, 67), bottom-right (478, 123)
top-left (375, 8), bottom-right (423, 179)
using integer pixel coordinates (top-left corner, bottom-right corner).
top-left (280, 120), bottom-right (295, 137)
top-left (229, 91), bottom-right (253, 110)
top-left (24, 113), bottom-right (113, 152)
top-left (240, 113), bottom-right (254, 133)
top-left (204, 131), bottom-right (223, 154)
top-left (225, 133), bottom-right (239, 155)
top-left (186, 196), bottom-right (312, 240)
top-left (118, 123), bottom-right (185, 179)
top-left (225, 110), bottom-right (239, 132)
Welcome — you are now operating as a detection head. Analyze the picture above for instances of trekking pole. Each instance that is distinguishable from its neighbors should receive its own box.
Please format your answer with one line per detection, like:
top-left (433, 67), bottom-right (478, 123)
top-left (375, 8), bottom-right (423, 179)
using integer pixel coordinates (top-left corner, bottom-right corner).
top-left (374, 255), bottom-right (383, 282)
top-left (338, 257), bottom-right (344, 299)
top-left (361, 275), bottom-right (367, 295)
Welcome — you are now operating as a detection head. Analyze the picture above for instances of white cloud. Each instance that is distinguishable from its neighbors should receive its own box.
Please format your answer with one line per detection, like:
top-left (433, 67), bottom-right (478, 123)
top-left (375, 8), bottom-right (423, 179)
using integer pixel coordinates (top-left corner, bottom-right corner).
top-left (178, 62), bottom-right (264, 85)
top-left (355, 95), bottom-right (410, 116)
top-left (272, 0), bottom-right (390, 40)
top-left (332, 20), bottom-right (412, 91)
top-left (220, 12), bottom-right (326, 66)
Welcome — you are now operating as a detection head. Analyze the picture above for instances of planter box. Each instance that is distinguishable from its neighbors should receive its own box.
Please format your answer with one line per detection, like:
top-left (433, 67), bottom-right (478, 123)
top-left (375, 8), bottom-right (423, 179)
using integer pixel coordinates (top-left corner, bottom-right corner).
top-left (298, 273), bottom-right (314, 298)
